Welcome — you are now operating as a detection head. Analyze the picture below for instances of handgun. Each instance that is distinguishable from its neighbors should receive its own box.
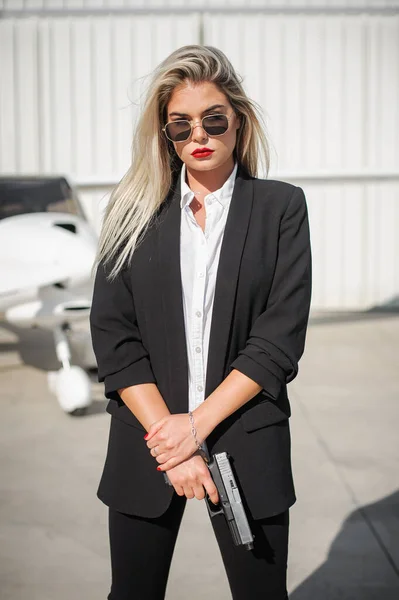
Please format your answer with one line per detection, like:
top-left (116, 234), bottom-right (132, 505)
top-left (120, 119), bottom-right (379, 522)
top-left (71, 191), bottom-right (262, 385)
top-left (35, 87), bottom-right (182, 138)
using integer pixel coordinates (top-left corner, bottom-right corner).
top-left (163, 448), bottom-right (254, 551)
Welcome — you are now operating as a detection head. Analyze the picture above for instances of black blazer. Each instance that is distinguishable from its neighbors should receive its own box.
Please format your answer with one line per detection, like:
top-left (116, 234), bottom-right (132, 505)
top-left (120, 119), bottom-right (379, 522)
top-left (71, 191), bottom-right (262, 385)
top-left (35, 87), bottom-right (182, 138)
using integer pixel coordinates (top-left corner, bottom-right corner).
top-left (90, 166), bottom-right (312, 520)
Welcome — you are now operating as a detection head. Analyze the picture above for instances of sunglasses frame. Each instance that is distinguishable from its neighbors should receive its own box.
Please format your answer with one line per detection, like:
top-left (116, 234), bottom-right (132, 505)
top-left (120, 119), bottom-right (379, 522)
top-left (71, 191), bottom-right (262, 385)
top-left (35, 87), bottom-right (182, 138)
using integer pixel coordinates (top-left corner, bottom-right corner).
top-left (162, 113), bottom-right (234, 143)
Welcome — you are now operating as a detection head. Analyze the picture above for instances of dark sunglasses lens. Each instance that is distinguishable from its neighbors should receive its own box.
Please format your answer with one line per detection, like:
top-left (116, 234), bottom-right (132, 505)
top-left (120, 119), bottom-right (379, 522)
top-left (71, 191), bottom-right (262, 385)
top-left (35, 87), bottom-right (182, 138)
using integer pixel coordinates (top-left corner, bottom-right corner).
top-left (165, 121), bottom-right (191, 142)
top-left (203, 114), bottom-right (229, 135)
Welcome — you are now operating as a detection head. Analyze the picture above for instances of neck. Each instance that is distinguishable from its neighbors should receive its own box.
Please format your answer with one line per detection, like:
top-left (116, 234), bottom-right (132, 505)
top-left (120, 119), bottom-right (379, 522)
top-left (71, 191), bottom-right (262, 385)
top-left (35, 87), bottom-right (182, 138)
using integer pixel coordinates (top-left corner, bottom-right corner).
top-left (185, 156), bottom-right (235, 195)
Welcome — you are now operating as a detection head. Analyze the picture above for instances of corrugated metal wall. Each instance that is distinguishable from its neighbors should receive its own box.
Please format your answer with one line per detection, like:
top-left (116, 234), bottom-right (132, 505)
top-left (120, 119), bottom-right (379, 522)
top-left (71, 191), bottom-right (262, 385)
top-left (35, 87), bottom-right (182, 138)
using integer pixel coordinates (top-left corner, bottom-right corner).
top-left (203, 12), bottom-right (399, 309)
top-left (0, 12), bottom-right (201, 229)
top-left (1, 1), bottom-right (398, 309)
top-left (1, 1), bottom-right (398, 10)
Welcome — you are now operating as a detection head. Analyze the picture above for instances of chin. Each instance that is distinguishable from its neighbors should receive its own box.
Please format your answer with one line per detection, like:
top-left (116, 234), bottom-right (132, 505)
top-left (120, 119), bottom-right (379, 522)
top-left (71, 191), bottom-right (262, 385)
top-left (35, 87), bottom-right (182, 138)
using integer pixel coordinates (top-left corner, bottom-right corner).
top-left (186, 156), bottom-right (227, 172)
top-left (192, 162), bottom-right (218, 171)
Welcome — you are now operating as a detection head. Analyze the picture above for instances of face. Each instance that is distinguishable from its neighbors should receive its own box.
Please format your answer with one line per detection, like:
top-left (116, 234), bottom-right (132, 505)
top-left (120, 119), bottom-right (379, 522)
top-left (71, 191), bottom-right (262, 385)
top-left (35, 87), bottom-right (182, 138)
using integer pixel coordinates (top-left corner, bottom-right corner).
top-left (165, 81), bottom-right (240, 174)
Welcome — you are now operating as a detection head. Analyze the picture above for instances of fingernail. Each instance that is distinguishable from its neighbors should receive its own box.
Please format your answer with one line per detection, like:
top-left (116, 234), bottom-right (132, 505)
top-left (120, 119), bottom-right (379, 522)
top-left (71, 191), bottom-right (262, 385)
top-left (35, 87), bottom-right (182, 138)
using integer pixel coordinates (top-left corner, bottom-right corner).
top-left (157, 466), bottom-right (162, 471)
top-left (144, 434), bottom-right (149, 440)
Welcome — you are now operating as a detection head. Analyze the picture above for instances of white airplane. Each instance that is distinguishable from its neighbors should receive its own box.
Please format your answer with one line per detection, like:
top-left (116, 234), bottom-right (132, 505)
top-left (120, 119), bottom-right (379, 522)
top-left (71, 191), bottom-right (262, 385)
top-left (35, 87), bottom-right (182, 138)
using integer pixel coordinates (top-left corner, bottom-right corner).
top-left (0, 176), bottom-right (99, 415)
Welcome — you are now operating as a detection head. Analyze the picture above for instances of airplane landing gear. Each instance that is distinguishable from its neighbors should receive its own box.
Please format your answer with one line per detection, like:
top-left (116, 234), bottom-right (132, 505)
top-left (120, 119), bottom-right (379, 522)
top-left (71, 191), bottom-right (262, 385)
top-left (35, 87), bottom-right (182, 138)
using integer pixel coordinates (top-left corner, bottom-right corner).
top-left (48, 325), bottom-right (92, 415)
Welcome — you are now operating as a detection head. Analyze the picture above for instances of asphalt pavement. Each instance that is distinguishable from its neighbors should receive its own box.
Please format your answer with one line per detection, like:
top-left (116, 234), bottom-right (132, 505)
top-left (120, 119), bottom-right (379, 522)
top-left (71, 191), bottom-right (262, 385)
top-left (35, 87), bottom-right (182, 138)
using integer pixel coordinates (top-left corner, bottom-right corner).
top-left (0, 312), bottom-right (398, 599)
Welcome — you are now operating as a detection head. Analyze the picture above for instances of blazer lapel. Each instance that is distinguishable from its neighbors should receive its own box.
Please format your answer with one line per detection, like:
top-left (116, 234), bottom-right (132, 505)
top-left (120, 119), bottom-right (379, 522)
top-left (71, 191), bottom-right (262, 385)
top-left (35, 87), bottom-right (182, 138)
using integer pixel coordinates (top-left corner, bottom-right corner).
top-left (157, 184), bottom-right (189, 414)
top-left (205, 170), bottom-right (254, 397)
top-left (157, 168), bottom-right (254, 410)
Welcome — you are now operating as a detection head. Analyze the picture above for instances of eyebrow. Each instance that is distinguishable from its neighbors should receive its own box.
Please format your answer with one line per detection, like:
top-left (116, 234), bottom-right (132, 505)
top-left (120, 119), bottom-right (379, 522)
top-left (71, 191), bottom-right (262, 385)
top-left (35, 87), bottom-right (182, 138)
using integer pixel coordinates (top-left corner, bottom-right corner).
top-left (168, 104), bottom-right (226, 119)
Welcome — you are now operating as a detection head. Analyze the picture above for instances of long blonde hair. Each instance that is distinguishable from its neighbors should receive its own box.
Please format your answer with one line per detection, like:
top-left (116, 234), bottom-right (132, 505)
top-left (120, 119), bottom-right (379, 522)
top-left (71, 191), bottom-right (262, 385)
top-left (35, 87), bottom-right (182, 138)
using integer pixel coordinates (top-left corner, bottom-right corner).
top-left (94, 45), bottom-right (270, 280)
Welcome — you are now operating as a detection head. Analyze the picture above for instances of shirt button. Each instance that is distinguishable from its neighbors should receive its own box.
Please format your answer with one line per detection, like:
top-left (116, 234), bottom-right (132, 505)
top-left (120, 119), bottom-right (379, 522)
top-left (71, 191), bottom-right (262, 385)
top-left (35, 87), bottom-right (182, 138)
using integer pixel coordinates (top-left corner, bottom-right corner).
top-left (196, 311), bottom-right (202, 318)
top-left (197, 385), bottom-right (203, 392)
top-left (195, 346), bottom-right (201, 353)
top-left (198, 272), bottom-right (204, 278)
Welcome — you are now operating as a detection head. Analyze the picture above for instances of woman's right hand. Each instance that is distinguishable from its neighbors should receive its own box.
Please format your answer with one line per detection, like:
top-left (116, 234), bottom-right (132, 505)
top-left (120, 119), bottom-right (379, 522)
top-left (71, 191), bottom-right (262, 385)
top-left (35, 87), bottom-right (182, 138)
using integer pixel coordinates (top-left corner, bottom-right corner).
top-left (165, 452), bottom-right (219, 504)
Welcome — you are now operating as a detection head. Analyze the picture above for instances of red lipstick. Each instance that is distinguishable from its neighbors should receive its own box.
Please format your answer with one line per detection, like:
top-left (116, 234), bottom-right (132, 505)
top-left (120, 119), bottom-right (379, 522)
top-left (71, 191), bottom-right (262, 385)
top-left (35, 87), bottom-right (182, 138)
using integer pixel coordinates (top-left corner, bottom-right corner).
top-left (191, 147), bottom-right (214, 158)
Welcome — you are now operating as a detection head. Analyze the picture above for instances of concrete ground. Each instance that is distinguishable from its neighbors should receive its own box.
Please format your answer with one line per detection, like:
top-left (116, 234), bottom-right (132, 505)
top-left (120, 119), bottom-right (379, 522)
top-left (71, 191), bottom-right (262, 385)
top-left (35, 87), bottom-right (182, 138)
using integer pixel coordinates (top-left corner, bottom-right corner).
top-left (0, 313), bottom-right (398, 599)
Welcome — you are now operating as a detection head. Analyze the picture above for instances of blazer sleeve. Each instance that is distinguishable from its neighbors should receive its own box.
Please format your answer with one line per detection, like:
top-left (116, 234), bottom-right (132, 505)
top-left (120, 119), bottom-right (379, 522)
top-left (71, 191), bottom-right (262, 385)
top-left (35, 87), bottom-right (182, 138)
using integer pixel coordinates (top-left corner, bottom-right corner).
top-left (89, 259), bottom-right (156, 401)
top-left (230, 186), bottom-right (312, 400)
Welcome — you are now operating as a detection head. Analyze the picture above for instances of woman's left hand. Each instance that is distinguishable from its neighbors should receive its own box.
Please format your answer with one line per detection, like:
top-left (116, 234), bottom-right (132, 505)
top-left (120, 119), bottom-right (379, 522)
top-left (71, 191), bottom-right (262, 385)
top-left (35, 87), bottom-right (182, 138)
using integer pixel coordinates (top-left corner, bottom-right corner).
top-left (145, 413), bottom-right (208, 471)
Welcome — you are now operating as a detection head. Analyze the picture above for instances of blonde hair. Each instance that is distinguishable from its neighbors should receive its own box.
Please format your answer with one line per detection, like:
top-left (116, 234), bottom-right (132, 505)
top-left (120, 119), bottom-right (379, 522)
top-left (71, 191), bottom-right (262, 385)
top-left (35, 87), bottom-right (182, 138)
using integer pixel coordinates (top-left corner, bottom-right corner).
top-left (94, 45), bottom-right (270, 280)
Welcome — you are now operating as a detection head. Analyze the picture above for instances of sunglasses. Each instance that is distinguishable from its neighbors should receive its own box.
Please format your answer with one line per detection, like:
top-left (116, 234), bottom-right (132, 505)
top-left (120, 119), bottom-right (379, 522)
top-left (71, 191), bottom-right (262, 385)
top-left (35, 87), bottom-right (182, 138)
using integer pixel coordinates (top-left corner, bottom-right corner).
top-left (162, 113), bottom-right (233, 143)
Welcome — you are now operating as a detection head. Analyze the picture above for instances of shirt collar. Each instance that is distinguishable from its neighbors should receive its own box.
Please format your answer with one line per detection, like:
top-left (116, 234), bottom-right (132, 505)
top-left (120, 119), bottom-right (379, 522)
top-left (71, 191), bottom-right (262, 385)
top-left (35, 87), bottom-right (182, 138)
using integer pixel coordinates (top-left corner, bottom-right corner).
top-left (180, 162), bottom-right (238, 210)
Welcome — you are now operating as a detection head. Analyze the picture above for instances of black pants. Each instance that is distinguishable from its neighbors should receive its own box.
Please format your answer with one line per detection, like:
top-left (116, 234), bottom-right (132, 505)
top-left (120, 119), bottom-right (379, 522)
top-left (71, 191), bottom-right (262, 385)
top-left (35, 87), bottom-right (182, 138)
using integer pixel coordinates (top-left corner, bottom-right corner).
top-left (107, 493), bottom-right (289, 600)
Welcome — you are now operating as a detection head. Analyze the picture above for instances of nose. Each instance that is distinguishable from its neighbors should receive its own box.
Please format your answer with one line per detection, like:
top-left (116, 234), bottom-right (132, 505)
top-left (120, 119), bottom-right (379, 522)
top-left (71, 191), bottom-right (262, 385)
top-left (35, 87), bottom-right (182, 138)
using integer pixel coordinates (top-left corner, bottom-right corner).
top-left (191, 121), bottom-right (208, 143)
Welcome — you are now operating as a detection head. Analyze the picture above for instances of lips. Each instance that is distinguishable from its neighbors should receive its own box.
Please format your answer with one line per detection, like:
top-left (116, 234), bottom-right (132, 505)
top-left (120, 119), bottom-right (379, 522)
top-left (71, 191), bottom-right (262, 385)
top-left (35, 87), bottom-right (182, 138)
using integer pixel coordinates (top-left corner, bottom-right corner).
top-left (191, 148), bottom-right (214, 157)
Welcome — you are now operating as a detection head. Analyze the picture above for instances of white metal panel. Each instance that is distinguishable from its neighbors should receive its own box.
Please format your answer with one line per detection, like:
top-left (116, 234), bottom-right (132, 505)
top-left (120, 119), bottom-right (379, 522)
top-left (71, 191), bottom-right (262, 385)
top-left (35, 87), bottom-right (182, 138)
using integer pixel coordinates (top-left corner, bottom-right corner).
top-left (2, 0), bottom-right (24, 8)
top-left (16, 20), bottom-right (41, 172)
top-left (4, 0), bottom-right (399, 10)
top-left (0, 13), bottom-right (200, 178)
top-left (69, 18), bottom-right (94, 176)
top-left (323, 16), bottom-right (344, 170)
top-left (78, 188), bottom-right (112, 233)
top-left (1, 8), bottom-right (398, 310)
top-left (377, 16), bottom-right (399, 170)
top-left (302, 17), bottom-right (323, 169)
top-left (51, 19), bottom-right (74, 173)
top-left (112, 17), bottom-right (134, 175)
top-left (204, 13), bottom-right (399, 175)
top-left (21, 0), bottom-right (46, 8)
top-left (0, 21), bottom-right (17, 172)
top-left (203, 13), bottom-right (399, 309)
top-left (0, 20), bottom-right (41, 172)
top-left (37, 18), bottom-right (54, 173)
top-left (91, 18), bottom-right (115, 175)
top-left (303, 180), bottom-right (399, 309)
top-left (281, 17), bottom-right (304, 172)
top-left (367, 183), bottom-right (399, 306)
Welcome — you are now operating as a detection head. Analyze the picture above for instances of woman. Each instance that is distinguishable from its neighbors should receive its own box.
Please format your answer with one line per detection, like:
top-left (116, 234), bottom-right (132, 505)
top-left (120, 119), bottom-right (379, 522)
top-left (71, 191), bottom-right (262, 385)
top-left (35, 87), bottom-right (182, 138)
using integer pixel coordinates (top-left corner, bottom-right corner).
top-left (90, 45), bottom-right (311, 600)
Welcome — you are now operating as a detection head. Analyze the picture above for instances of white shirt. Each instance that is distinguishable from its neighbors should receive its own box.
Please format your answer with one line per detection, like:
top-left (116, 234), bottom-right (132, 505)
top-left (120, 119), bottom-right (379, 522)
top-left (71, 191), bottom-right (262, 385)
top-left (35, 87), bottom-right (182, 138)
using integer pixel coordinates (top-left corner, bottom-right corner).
top-left (180, 162), bottom-right (238, 413)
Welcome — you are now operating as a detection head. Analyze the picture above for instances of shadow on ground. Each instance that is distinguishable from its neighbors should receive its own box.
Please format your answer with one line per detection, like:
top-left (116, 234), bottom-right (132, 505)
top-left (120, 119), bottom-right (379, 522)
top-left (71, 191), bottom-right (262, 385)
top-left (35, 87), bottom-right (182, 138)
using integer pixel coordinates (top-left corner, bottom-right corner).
top-left (0, 323), bottom-right (107, 416)
top-left (291, 490), bottom-right (399, 600)
top-left (0, 323), bottom-right (88, 370)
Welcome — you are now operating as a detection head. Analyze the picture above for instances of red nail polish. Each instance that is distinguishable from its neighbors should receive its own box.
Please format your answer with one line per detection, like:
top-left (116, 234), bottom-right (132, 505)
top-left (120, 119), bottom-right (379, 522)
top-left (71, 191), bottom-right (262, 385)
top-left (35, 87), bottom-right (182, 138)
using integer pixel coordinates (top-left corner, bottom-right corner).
top-left (144, 434), bottom-right (149, 440)
top-left (157, 466), bottom-right (161, 471)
